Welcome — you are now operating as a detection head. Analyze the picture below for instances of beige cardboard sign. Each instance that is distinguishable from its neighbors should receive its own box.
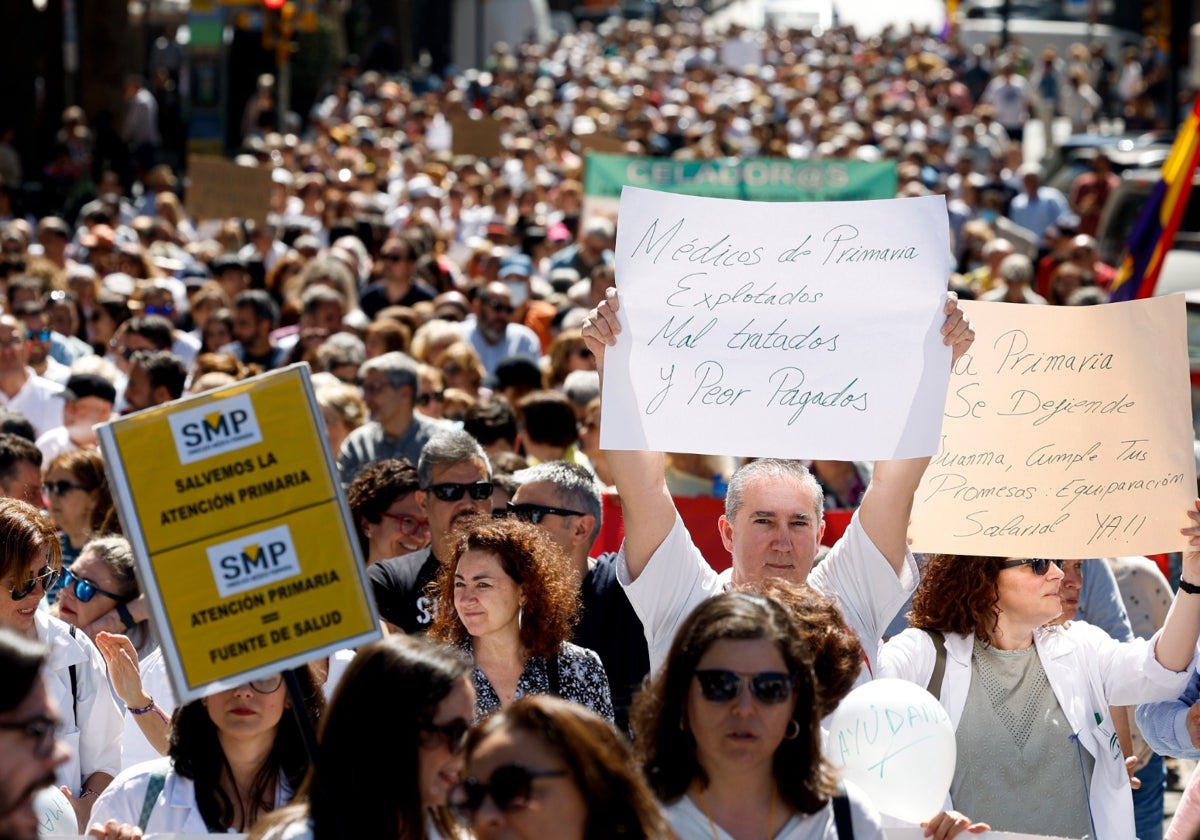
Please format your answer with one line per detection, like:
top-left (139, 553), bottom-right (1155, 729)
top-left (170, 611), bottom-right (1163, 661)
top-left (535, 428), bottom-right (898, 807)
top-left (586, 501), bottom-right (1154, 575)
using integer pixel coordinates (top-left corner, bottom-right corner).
top-left (450, 117), bottom-right (504, 159)
top-left (909, 296), bottom-right (1196, 558)
top-left (185, 156), bottom-right (272, 226)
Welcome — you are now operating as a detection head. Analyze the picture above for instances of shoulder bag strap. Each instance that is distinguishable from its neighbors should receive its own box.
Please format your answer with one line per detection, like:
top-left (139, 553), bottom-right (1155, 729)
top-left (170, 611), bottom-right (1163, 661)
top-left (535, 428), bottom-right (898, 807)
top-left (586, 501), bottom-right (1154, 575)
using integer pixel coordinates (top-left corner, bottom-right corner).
top-left (832, 783), bottom-right (855, 840)
top-left (137, 770), bottom-right (167, 831)
top-left (925, 629), bottom-right (948, 701)
top-left (67, 625), bottom-right (79, 727)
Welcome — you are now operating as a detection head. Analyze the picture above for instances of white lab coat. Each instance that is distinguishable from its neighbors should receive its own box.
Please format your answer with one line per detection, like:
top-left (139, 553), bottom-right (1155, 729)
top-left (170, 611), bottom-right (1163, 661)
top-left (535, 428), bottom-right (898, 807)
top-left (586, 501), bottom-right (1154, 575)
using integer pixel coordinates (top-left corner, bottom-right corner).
top-left (37, 610), bottom-right (123, 793)
top-left (879, 621), bottom-right (1193, 839)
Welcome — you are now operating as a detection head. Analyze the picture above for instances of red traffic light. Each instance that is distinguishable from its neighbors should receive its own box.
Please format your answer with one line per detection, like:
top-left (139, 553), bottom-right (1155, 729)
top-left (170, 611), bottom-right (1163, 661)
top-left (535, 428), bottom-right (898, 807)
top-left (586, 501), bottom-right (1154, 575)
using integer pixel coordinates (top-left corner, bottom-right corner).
top-left (264, 0), bottom-right (285, 8)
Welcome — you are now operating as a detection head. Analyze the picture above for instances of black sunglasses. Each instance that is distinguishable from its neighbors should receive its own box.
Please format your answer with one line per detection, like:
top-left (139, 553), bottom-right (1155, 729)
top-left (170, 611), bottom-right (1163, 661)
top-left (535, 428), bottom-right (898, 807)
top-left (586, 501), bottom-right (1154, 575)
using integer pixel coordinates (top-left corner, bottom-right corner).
top-left (418, 719), bottom-right (470, 754)
top-left (449, 765), bottom-right (569, 825)
top-left (1000, 558), bottom-right (1064, 576)
top-left (415, 389), bottom-right (445, 406)
top-left (424, 481), bottom-right (494, 502)
top-left (694, 669), bottom-right (796, 705)
top-left (9, 565), bottom-right (58, 601)
top-left (506, 502), bottom-right (586, 525)
top-left (43, 480), bottom-right (89, 497)
top-left (60, 569), bottom-right (124, 604)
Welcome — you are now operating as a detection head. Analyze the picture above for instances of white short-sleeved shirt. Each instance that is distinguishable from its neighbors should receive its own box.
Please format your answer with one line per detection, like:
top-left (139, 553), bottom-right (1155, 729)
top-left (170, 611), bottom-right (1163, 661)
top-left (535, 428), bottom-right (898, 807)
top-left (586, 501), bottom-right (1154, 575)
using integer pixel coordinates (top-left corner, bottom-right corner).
top-left (0, 369), bottom-right (64, 436)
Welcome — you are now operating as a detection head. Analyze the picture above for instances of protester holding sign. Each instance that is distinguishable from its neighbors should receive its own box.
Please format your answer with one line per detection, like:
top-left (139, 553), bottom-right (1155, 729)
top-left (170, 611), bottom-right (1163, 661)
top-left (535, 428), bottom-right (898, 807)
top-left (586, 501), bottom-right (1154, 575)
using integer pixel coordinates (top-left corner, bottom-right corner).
top-left (879, 503), bottom-right (1200, 838)
top-left (0, 498), bottom-right (121, 830)
top-left (631, 592), bottom-right (885, 838)
top-left (88, 666), bottom-right (323, 836)
top-left (427, 516), bottom-right (614, 723)
top-left (249, 635), bottom-right (473, 840)
top-left (580, 287), bottom-right (974, 677)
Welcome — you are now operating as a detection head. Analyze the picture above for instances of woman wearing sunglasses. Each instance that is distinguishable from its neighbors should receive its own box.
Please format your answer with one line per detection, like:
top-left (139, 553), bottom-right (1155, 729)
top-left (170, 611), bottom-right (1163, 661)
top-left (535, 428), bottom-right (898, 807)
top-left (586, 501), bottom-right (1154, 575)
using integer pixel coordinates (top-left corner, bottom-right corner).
top-left (43, 449), bottom-right (114, 602)
top-left (880, 513), bottom-right (1200, 839)
top-left (0, 498), bottom-right (123, 830)
top-left (428, 516), bottom-right (614, 722)
top-left (632, 591), bottom-right (885, 839)
top-left (451, 694), bottom-right (670, 840)
top-left (88, 666), bottom-right (322, 836)
top-left (249, 635), bottom-right (474, 840)
top-left (347, 458), bottom-right (430, 567)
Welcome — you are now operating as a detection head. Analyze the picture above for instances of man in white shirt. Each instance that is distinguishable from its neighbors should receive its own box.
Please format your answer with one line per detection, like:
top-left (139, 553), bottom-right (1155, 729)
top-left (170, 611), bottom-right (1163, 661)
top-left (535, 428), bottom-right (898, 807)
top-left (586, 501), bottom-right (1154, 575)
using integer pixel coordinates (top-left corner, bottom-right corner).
top-left (0, 316), bottom-right (63, 437)
top-left (35, 374), bottom-right (117, 464)
top-left (580, 289), bottom-right (974, 686)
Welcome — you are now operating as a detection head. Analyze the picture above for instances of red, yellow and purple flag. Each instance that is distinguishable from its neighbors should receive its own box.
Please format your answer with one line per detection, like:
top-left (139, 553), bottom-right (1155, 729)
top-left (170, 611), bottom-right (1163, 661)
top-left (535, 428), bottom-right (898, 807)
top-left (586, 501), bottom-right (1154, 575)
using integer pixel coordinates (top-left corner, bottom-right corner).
top-left (1109, 94), bottom-right (1200, 301)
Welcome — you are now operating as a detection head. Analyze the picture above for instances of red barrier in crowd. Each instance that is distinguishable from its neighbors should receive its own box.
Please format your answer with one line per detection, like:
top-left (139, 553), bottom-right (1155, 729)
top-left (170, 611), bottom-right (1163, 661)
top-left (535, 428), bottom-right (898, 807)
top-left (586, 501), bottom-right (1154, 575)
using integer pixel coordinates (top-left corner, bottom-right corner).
top-left (593, 495), bottom-right (853, 572)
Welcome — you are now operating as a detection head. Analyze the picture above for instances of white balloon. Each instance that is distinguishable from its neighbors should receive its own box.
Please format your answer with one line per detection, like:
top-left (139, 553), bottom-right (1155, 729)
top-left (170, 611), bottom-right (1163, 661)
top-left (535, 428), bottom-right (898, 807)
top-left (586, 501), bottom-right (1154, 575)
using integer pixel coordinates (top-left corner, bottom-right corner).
top-left (827, 678), bottom-right (956, 824)
top-left (33, 786), bottom-right (78, 837)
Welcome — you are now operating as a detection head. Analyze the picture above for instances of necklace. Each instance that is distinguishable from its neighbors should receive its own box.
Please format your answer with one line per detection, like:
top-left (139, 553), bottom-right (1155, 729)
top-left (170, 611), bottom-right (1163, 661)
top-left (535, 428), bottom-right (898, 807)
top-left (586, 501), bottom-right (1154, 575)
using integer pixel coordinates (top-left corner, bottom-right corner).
top-left (695, 784), bottom-right (776, 840)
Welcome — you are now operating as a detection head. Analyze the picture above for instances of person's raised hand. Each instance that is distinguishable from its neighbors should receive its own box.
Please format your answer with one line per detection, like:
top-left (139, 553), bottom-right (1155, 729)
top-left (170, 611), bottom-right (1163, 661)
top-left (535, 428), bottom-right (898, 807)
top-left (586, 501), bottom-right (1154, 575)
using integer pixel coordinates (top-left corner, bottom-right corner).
top-left (580, 287), bottom-right (621, 375)
top-left (941, 291), bottom-right (975, 366)
top-left (95, 632), bottom-right (148, 710)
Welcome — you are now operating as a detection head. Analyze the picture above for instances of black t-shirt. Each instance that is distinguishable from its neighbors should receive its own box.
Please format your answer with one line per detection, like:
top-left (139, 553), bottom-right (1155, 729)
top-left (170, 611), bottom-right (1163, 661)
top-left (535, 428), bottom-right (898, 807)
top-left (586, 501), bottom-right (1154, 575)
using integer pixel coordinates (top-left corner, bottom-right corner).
top-left (367, 549), bottom-right (441, 634)
top-left (360, 281), bottom-right (436, 321)
top-left (575, 553), bottom-right (649, 733)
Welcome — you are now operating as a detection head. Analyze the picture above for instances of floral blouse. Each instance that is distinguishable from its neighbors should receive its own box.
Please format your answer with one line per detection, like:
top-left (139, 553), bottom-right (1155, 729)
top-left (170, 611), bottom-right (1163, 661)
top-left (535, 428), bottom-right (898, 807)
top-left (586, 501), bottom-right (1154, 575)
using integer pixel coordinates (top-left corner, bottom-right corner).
top-left (464, 639), bottom-right (615, 723)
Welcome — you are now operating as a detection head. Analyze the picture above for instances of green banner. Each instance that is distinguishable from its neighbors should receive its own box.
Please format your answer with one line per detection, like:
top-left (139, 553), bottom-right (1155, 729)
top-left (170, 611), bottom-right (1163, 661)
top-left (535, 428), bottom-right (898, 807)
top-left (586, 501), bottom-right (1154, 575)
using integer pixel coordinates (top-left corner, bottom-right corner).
top-left (583, 154), bottom-right (897, 203)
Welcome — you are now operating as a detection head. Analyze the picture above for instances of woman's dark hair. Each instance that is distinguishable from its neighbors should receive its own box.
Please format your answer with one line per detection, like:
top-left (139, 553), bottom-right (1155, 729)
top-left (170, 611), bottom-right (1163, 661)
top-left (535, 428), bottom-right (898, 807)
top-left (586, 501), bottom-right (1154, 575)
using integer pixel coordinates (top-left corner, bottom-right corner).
top-left (466, 695), bottom-right (671, 840)
top-left (345, 458), bottom-right (420, 557)
top-left (737, 579), bottom-right (862, 718)
top-left (49, 448), bottom-right (113, 534)
top-left (170, 665), bottom-right (323, 832)
top-left (305, 636), bottom-right (470, 840)
top-left (909, 553), bottom-right (1008, 640)
top-left (427, 517), bottom-right (579, 659)
top-left (630, 592), bottom-right (836, 814)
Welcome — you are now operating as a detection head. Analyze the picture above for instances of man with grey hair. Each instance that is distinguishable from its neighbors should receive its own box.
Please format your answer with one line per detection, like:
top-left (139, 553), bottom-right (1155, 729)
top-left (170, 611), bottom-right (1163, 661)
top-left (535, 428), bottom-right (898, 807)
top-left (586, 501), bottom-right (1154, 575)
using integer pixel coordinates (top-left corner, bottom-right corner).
top-left (367, 430), bottom-right (492, 633)
top-left (582, 288), bottom-right (974, 678)
top-left (980, 253), bottom-right (1048, 304)
top-left (338, 351), bottom-right (451, 485)
top-left (510, 460), bottom-right (648, 730)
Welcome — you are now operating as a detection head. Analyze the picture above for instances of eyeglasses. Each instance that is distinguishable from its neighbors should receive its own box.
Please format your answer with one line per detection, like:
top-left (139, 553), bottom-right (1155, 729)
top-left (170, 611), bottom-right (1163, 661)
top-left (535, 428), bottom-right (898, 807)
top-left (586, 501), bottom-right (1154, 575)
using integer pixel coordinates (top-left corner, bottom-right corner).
top-left (418, 719), bottom-right (470, 753)
top-left (694, 670), bottom-right (796, 705)
top-left (424, 481), bottom-right (494, 502)
top-left (506, 502), bottom-right (586, 525)
top-left (382, 253), bottom-right (414, 263)
top-left (0, 333), bottom-right (23, 346)
top-left (573, 347), bottom-right (594, 360)
top-left (43, 480), bottom-right (89, 497)
top-left (415, 389), bottom-right (445, 406)
top-left (380, 512), bottom-right (429, 536)
top-left (26, 329), bottom-right (51, 342)
top-left (143, 304), bottom-right (173, 317)
top-left (486, 300), bottom-right (515, 315)
top-left (1000, 558), bottom-right (1064, 576)
top-left (9, 565), bottom-right (58, 601)
top-left (240, 674), bottom-right (284, 694)
top-left (448, 765), bottom-right (570, 824)
top-left (0, 716), bottom-right (61, 758)
top-left (60, 568), bottom-right (124, 603)
top-left (359, 379), bottom-right (394, 396)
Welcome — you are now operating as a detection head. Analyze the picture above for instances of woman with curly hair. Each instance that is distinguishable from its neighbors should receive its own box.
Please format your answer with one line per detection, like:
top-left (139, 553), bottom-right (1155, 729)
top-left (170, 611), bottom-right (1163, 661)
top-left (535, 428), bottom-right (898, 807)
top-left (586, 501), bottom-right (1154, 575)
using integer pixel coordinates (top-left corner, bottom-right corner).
top-left (434, 341), bottom-right (488, 400)
top-left (248, 635), bottom-right (472, 840)
top-left (87, 665), bottom-right (323, 835)
top-left (545, 328), bottom-right (595, 390)
top-left (631, 591), bottom-right (884, 838)
top-left (427, 516), bottom-right (612, 722)
top-left (346, 458), bottom-right (428, 566)
top-left (880, 503), bottom-right (1200, 839)
top-left (451, 694), bottom-right (670, 840)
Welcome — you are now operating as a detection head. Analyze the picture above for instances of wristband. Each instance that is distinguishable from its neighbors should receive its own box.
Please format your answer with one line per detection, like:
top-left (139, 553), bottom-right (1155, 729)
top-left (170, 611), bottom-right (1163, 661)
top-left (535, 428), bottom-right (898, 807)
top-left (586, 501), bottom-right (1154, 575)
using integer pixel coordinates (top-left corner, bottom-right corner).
top-left (116, 602), bottom-right (136, 630)
top-left (1179, 578), bottom-right (1200, 595)
top-left (128, 698), bottom-right (156, 715)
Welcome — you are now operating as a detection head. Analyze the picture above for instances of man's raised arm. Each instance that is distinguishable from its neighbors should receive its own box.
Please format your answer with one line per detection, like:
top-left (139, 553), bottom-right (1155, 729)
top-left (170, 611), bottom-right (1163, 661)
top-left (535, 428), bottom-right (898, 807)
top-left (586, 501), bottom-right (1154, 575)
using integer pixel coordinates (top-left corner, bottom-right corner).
top-left (858, 292), bottom-right (976, 574)
top-left (582, 288), bottom-right (677, 581)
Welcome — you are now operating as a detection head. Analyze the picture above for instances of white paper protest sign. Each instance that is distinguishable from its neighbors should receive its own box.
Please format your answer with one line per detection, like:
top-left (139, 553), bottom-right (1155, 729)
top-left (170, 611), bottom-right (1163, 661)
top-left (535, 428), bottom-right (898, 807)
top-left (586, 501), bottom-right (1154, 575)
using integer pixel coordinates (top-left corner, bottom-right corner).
top-left (909, 297), bottom-right (1196, 558)
top-left (600, 187), bottom-right (953, 460)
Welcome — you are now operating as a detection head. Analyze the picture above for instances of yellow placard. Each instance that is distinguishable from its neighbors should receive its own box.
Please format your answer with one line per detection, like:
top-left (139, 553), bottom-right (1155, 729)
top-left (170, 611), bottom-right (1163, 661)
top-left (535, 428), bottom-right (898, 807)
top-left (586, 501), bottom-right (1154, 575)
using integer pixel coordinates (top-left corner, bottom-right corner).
top-left (98, 366), bottom-right (380, 702)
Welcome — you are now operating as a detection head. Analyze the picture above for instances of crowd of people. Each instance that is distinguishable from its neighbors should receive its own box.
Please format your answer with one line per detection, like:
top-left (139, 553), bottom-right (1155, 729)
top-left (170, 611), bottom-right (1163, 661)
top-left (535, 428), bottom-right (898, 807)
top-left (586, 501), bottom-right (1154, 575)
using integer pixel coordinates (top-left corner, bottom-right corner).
top-left (0, 3), bottom-right (1196, 840)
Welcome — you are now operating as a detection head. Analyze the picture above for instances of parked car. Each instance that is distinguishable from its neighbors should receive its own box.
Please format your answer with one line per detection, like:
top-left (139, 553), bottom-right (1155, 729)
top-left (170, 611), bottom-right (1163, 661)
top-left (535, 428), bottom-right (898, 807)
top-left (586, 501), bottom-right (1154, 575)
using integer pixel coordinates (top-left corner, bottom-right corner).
top-left (1095, 169), bottom-right (1200, 266)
